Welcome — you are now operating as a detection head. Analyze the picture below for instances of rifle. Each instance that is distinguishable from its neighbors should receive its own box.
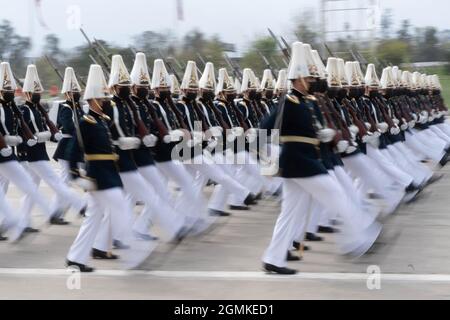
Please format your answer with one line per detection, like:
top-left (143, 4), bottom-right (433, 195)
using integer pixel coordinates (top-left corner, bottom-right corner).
top-left (141, 98), bottom-right (169, 139)
top-left (203, 99), bottom-right (230, 131)
top-left (268, 28), bottom-right (290, 64)
top-left (280, 36), bottom-right (291, 56)
top-left (223, 54), bottom-right (242, 82)
top-left (158, 50), bottom-right (182, 84)
top-left (315, 94), bottom-right (344, 148)
top-left (124, 97), bottom-right (151, 139)
top-left (192, 99), bottom-right (210, 132)
top-left (196, 53), bottom-right (207, 69)
top-left (341, 98), bottom-right (370, 140)
top-left (80, 28), bottom-right (111, 74)
top-left (45, 55), bottom-right (64, 82)
top-left (257, 51), bottom-right (277, 76)
top-left (324, 43), bottom-right (335, 58)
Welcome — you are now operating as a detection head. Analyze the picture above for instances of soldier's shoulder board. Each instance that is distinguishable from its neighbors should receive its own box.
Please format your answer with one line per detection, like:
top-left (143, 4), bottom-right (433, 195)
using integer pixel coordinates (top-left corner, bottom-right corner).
top-left (286, 94), bottom-right (300, 104)
top-left (305, 95), bottom-right (317, 102)
top-left (83, 115), bottom-right (97, 124)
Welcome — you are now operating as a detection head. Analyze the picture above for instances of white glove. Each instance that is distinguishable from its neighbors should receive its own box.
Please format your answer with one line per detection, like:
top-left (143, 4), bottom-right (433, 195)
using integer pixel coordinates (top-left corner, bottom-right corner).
top-left (209, 126), bottom-right (223, 137)
top-left (163, 135), bottom-right (172, 144)
top-left (118, 137), bottom-right (141, 150)
top-left (54, 131), bottom-right (64, 142)
top-left (231, 127), bottom-right (244, 137)
top-left (143, 134), bottom-right (158, 147)
top-left (377, 122), bottom-right (389, 134)
top-left (0, 147), bottom-right (12, 157)
top-left (362, 134), bottom-right (371, 144)
top-left (412, 114), bottom-right (418, 122)
top-left (317, 128), bottom-right (336, 143)
top-left (372, 131), bottom-right (381, 138)
top-left (390, 126), bottom-right (400, 135)
top-left (349, 125), bottom-right (359, 136)
top-left (365, 122), bottom-right (372, 130)
top-left (367, 135), bottom-right (380, 148)
top-left (400, 123), bottom-right (409, 131)
top-left (393, 119), bottom-right (400, 126)
top-left (336, 140), bottom-right (349, 153)
top-left (246, 133), bottom-right (258, 143)
top-left (27, 138), bottom-right (38, 147)
top-left (169, 130), bottom-right (184, 142)
top-left (345, 144), bottom-right (358, 154)
top-left (36, 131), bottom-right (52, 143)
top-left (73, 177), bottom-right (96, 192)
top-left (4, 135), bottom-right (22, 147)
top-left (408, 120), bottom-right (416, 129)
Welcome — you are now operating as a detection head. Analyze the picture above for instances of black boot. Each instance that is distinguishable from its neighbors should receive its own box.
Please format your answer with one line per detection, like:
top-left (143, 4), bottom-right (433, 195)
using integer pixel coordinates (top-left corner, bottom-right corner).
top-left (79, 206), bottom-right (87, 218)
top-left (24, 227), bottom-right (40, 233)
top-left (229, 205), bottom-right (250, 211)
top-left (244, 193), bottom-right (258, 206)
top-left (67, 260), bottom-right (95, 273)
top-left (305, 232), bottom-right (323, 242)
top-left (0, 234), bottom-right (7, 241)
top-left (263, 263), bottom-right (297, 275)
top-left (91, 248), bottom-right (119, 260)
top-left (209, 209), bottom-right (231, 217)
top-left (317, 226), bottom-right (336, 234)
top-left (50, 217), bottom-right (70, 226)
top-left (286, 251), bottom-right (302, 261)
top-left (293, 241), bottom-right (310, 251)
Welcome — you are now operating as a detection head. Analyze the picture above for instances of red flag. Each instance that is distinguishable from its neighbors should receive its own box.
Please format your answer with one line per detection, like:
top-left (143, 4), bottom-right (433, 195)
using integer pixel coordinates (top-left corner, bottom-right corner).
top-left (34, 0), bottom-right (49, 29)
top-left (176, 0), bottom-right (184, 21)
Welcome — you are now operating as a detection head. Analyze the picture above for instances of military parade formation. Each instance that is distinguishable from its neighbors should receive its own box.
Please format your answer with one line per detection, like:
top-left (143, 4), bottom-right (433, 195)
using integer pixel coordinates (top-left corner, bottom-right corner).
top-left (0, 39), bottom-right (448, 275)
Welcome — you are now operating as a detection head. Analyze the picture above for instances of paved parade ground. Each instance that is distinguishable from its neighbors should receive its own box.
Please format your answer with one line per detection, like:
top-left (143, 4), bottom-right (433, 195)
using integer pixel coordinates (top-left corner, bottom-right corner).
top-left (1, 144), bottom-right (450, 300)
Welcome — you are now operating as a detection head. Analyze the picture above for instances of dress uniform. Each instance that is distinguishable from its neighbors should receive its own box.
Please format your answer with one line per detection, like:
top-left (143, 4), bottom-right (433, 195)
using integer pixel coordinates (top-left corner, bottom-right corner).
top-left (53, 67), bottom-right (85, 184)
top-left (93, 55), bottom-right (186, 253)
top-left (17, 65), bottom-right (87, 231)
top-left (262, 42), bottom-right (382, 275)
top-left (127, 52), bottom-right (189, 240)
top-left (0, 62), bottom-right (57, 240)
top-left (175, 61), bottom-right (256, 216)
top-left (67, 64), bottom-right (136, 272)
top-left (150, 59), bottom-right (211, 233)
top-left (213, 68), bottom-right (262, 209)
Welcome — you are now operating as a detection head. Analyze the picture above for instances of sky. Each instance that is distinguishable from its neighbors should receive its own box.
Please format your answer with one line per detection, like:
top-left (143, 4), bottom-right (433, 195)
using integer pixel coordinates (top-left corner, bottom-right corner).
top-left (2, 0), bottom-right (450, 56)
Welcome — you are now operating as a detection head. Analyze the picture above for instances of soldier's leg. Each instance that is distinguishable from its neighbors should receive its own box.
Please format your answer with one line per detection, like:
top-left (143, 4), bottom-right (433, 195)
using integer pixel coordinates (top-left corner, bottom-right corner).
top-left (120, 171), bottom-right (184, 240)
top-left (263, 179), bottom-right (310, 268)
top-left (67, 192), bottom-right (105, 266)
top-left (295, 174), bottom-right (382, 256)
top-left (27, 160), bottom-right (87, 213)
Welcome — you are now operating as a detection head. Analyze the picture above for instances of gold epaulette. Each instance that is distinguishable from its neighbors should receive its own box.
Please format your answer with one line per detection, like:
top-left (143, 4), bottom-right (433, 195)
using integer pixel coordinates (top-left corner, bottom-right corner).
top-left (305, 95), bottom-right (317, 102)
top-left (286, 94), bottom-right (300, 104)
top-left (85, 153), bottom-right (119, 161)
top-left (83, 115), bottom-right (97, 124)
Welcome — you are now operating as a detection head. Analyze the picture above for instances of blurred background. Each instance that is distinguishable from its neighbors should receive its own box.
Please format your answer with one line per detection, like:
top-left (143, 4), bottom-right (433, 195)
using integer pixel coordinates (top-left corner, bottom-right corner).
top-left (2, 0), bottom-right (450, 101)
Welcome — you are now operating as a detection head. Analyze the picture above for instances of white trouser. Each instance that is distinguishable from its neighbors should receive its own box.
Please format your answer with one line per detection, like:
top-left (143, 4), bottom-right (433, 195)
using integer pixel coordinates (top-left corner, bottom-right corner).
top-left (412, 129), bottom-right (447, 159)
top-left (125, 169), bottom-right (184, 238)
top-left (229, 151), bottom-right (266, 200)
top-left (263, 175), bottom-right (382, 267)
top-left (366, 145), bottom-right (413, 188)
top-left (404, 131), bottom-right (443, 162)
top-left (21, 161), bottom-right (86, 225)
top-left (436, 123), bottom-right (450, 138)
top-left (185, 155), bottom-right (251, 211)
top-left (429, 125), bottom-right (450, 144)
top-left (67, 188), bottom-right (133, 265)
top-left (0, 161), bottom-right (52, 228)
top-left (58, 160), bottom-right (71, 184)
top-left (342, 153), bottom-right (404, 215)
top-left (156, 160), bottom-right (208, 222)
top-left (388, 143), bottom-right (432, 186)
top-left (138, 165), bottom-right (170, 203)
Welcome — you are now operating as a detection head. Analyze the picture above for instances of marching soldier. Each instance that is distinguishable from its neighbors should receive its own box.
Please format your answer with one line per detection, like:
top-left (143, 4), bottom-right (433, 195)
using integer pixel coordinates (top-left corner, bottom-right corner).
top-left (92, 55), bottom-right (187, 256)
top-left (53, 67), bottom-right (85, 184)
top-left (18, 65), bottom-right (87, 232)
top-left (150, 59), bottom-right (211, 234)
top-left (176, 61), bottom-right (256, 217)
top-left (66, 64), bottom-right (136, 272)
top-left (262, 42), bottom-right (381, 275)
